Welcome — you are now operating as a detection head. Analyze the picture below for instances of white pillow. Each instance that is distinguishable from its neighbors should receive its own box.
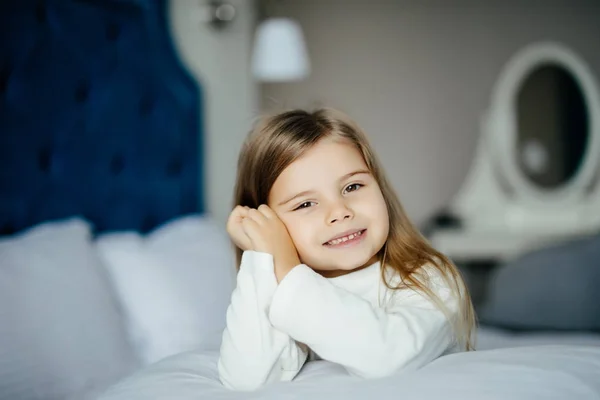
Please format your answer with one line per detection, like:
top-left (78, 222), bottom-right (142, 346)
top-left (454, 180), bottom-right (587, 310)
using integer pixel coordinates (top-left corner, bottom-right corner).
top-left (0, 218), bottom-right (138, 400)
top-left (96, 214), bottom-right (235, 365)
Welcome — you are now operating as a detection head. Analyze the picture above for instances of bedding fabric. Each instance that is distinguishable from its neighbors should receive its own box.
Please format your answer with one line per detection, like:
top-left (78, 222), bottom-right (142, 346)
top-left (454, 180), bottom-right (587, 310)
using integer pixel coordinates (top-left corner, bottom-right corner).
top-left (96, 215), bottom-right (235, 366)
top-left (98, 345), bottom-right (600, 400)
top-left (0, 218), bottom-right (138, 400)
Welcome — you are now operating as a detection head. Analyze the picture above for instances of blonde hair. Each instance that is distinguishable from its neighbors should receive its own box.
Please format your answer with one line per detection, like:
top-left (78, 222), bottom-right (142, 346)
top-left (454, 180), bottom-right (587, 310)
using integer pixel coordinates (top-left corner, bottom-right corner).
top-left (233, 108), bottom-right (476, 351)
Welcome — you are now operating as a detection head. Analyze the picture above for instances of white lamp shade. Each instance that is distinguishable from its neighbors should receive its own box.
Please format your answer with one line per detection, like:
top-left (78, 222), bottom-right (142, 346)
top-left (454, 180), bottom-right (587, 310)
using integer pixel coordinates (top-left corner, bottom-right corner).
top-left (252, 18), bottom-right (310, 82)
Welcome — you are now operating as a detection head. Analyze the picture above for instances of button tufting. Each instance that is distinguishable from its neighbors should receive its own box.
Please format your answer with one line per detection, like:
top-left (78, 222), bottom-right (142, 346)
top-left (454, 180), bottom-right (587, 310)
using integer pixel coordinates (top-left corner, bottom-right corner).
top-left (139, 95), bottom-right (154, 116)
top-left (74, 81), bottom-right (90, 103)
top-left (0, 64), bottom-right (11, 93)
top-left (110, 154), bottom-right (125, 175)
top-left (142, 215), bottom-right (155, 232)
top-left (106, 22), bottom-right (120, 41)
top-left (37, 148), bottom-right (52, 172)
top-left (166, 158), bottom-right (182, 177)
top-left (0, 223), bottom-right (16, 235)
top-left (35, 1), bottom-right (46, 24)
top-left (0, 1), bottom-right (203, 234)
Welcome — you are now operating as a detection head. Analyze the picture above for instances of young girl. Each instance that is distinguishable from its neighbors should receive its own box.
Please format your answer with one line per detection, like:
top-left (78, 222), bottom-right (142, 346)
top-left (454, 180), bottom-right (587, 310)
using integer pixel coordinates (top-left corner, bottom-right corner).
top-left (218, 108), bottom-right (476, 391)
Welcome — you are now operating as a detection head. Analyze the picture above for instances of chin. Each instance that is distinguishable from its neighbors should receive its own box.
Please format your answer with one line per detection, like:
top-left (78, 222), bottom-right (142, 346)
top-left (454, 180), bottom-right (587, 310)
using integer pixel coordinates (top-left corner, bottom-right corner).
top-left (301, 248), bottom-right (378, 273)
top-left (331, 255), bottom-right (375, 272)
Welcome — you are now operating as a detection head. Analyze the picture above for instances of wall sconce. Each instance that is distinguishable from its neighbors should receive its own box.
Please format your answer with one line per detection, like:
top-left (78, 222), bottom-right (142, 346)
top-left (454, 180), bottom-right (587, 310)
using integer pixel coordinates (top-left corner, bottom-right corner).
top-left (251, 17), bottom-right (310, 82)
top-left (197, 0), bottom-right (310, 82)
top-left (198, 0), bottom-right (236, 30)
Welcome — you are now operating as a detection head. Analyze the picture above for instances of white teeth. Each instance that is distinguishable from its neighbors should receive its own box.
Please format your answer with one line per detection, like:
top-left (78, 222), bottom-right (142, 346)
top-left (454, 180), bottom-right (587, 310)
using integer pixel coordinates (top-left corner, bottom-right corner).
top-left (327, 230), bottom-right (363, 245)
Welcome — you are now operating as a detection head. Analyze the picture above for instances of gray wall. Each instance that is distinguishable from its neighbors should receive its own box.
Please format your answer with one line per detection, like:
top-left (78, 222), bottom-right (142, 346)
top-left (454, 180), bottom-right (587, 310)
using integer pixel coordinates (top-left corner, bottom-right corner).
top-left (169, 0), bottom-right (259, 224)
top-left (262, 0), bottom-right (600, 224)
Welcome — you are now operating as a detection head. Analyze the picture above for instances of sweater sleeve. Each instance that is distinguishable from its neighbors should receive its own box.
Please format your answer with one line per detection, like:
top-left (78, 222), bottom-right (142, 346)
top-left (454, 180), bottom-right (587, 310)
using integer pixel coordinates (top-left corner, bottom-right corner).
top-left (218, 251), bottom-right (308, 391)
top-left (268, 264), bottom-right (458, 379)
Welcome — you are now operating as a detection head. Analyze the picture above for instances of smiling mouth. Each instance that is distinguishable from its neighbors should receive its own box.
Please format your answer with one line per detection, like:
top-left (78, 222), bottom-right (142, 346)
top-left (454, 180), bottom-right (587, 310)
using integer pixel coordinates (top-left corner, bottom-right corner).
top-left (323, 229), bottom-right (366, 246)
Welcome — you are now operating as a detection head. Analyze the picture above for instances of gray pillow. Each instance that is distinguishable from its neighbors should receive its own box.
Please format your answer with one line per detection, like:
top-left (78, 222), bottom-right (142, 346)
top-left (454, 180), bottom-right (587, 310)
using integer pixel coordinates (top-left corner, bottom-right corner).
top-left (479, 234), bottom-right (600, 331)
top-left (0, 218), bottom-right (139, 400)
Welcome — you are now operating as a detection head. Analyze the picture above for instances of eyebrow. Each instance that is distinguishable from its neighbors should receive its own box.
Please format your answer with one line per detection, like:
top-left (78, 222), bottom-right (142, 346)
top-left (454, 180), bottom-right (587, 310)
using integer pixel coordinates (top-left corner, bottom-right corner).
top-left (277, 169), bottom-right (371, 206)
top-left (339, 169), bottom-right (370, 182)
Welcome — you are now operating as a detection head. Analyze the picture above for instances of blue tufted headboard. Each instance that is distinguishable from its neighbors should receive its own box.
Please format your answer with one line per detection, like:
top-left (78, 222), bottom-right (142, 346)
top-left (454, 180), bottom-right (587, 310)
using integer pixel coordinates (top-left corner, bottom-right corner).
top-left (0, 0), bottom-right (203, 235)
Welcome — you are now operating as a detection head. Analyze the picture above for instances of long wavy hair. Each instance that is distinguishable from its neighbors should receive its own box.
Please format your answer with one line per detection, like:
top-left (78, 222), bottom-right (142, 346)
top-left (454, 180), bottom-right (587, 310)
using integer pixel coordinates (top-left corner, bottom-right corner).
top-left (232, 108), bottom-right (476, 350)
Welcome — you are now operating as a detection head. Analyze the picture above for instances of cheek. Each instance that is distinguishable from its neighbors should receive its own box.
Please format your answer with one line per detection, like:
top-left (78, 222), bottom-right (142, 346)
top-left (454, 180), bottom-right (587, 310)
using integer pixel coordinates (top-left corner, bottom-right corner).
top-left (363, 190), bottom-right (389, 231)
top-left (376, 196), bottom-right (390, 237)
top-left (279, 215), bottom-right (319, 260)
top-left (279, 215), bottom-right (311, 247)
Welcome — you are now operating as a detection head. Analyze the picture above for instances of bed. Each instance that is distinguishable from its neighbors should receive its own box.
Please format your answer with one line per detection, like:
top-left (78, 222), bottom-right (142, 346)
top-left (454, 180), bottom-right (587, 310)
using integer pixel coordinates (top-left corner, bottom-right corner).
top-left (97, 345), bottom-right (600, 400)
top-left (1, 1), bottom-right (600, 400)
top-left (94, 325), bottom-right (600, 400)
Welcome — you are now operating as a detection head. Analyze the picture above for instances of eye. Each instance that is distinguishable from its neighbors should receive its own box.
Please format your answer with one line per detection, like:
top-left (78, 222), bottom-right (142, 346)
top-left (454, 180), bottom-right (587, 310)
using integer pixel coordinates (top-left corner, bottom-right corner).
top-left (343, 183), bottom-right (363, 194)
top-left (293, 201), bottom-right (315, 211)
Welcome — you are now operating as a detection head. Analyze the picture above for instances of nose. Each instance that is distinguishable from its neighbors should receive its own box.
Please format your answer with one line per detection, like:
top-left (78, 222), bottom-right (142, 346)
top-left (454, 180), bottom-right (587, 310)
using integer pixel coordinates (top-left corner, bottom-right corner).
top-left (327, 199), bottom-right (354, 225)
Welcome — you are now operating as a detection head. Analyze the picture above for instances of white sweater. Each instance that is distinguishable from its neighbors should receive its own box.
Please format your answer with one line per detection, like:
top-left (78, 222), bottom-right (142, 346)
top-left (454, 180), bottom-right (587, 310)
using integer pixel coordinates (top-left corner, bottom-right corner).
top-left (218, 251), bottom-right (459, 391)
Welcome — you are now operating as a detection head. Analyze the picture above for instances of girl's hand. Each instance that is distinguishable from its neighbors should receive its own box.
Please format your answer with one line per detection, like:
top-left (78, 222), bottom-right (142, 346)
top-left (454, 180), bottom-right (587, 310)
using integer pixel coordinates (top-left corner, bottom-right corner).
top-left (227, 206), bottom-right (253, 251)
top-left (241, 205), bottom-right (300, 282)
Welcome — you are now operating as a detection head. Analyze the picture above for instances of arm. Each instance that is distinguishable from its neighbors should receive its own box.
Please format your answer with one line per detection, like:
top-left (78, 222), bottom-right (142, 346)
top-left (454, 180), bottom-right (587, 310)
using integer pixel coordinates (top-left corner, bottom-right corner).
top-left (268, 265), bottom-right (457, 379)
top-left (218, 251), bottom-right (308, 391)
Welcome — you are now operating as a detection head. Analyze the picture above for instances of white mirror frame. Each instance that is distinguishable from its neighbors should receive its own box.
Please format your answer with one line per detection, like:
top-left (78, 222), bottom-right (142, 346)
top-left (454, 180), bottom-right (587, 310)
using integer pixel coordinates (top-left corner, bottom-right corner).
top-left (433, 42), bottom-right (600, 261)
top-left (488, 42), bottom-right (600, 206)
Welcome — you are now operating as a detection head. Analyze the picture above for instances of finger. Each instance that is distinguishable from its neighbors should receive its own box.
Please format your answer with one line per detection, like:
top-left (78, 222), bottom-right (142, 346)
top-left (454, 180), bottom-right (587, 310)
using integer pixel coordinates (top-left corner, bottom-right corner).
top-left (228, 206), bottom-right (249, 225)
top-left (241, 215), bottom-right (258, 229)
top-left (234, 205), bottom-right (250, 218)
top-left (241, 217), bottom-right (260, 243)
top-left (257, 204), bottom-right (276, 219)
top-left (227, 206), bottom-right (248, 233)
top-left (247, 208), bottom-right (267, 225)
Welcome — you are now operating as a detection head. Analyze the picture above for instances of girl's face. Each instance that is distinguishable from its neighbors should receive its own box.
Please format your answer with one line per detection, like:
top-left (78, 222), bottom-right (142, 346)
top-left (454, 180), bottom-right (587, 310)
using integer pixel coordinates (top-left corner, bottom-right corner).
top-left (268, 137), bottom-right (389, 277)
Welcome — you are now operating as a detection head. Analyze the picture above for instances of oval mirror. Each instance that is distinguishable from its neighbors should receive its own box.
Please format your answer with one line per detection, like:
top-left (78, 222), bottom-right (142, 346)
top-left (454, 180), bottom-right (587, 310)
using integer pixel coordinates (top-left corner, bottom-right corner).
top-left (516, 64), bottom-right (589, 189)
